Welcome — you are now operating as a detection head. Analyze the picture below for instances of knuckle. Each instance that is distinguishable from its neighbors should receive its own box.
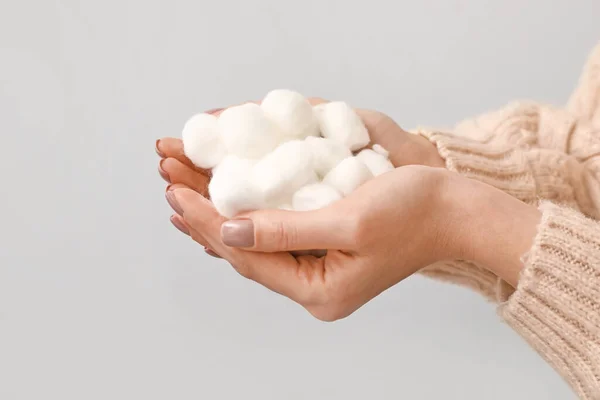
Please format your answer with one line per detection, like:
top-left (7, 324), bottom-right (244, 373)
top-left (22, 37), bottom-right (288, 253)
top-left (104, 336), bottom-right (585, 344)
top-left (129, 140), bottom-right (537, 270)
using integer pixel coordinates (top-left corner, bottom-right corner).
top-left (269, 220), bottom-right (298, 250)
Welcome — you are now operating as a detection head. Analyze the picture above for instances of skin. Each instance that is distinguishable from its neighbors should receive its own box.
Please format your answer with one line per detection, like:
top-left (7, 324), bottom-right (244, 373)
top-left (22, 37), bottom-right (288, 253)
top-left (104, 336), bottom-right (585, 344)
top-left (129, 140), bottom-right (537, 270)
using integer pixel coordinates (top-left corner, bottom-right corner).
top-left (156, 101), bottom-right (541, 321)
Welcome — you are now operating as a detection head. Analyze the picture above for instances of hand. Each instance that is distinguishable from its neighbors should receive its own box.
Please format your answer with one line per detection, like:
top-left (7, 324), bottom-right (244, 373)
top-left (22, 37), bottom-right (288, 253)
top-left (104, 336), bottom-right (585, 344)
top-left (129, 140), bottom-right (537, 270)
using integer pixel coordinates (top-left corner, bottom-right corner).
top-left (165, 165), bottom-right (463, 321)
top-left (155, 99), bottom-right (445, 198)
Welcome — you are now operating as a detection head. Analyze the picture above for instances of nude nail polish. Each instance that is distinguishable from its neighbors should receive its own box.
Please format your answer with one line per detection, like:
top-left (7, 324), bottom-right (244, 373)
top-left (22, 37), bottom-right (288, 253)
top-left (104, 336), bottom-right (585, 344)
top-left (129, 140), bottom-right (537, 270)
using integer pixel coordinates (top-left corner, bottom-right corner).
top-left (165, 191), bottom-right (184, 216)
top-left (158, 159), bottom-right (170, 183)
top-left (155, 139), bottom-right (166, 158)
top-left (221, 219), bottom-right (254, 248)
top-left (170, 215), bottom-right (189, 235)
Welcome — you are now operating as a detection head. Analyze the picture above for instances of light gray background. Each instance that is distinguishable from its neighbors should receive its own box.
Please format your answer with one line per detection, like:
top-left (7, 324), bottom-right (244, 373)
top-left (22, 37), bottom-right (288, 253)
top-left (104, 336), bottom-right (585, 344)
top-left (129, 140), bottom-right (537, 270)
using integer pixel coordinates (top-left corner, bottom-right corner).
top-left (1, 1), bottom-right (598, 399)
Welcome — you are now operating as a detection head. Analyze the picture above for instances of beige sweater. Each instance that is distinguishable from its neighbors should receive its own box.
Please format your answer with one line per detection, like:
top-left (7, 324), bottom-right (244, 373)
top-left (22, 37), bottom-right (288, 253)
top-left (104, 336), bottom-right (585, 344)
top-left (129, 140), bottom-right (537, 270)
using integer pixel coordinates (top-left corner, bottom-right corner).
top-left (419, 42), bottom-right (600, 399)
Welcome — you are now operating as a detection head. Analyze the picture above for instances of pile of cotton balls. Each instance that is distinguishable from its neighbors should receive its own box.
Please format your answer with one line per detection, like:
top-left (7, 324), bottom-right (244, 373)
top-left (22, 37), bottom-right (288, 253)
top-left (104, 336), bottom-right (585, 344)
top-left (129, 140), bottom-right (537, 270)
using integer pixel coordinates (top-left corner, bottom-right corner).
top-left (181, 89), bottom-right (394, 218)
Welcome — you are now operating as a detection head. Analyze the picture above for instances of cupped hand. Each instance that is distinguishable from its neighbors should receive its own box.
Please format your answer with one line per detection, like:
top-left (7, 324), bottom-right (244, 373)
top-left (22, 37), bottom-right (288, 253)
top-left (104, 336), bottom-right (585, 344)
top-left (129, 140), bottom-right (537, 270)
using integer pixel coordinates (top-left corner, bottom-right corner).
top-left (165, 165), bottom-right (464, 321)
top-left (155, 99), bottom-right (444, 198)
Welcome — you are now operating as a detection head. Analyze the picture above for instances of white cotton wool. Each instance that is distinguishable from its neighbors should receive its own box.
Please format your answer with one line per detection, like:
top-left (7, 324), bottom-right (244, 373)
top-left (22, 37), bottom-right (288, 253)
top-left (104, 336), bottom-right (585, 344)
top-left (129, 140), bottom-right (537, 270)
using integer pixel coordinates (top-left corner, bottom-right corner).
top-left (218, 103), bottom-right (281, 159)
top-left (208, 156), bottom-right (266, 218)
top-left (252, 140), bottom-right (318, 206)
top-left (292, 183), bottom-right (343, 211)
top-left (356, 148), bottom-right (395, 176)
top-left (314, 101), bottom-right (370, 151)
top-left (323, 156), bottom-right (374, 196)
top-left (372, 144), bottom-right (389, 157)
top-left (181, 113), bottom-right (227, 169)
top-left (261, 89), bottom-right (320, 140)
top-left (304, 136), bottom-right (352, 178)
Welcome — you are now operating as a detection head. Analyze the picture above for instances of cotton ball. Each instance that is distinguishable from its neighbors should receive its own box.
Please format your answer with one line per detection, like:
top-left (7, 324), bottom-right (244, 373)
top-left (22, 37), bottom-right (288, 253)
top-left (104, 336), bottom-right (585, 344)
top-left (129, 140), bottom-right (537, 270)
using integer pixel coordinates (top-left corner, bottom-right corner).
top-left (218, 103), bottom-right (281, 159)
top-left (372, 144), bottom-right (389, 157)
top-left (304, 136), bottom-right (352, 178)
top-left (356, 148), bottom-right (395, 176)
top-left (181, 113), bottom-right (227, 169)
top-left (252, 140), bottom-right (318, 205)
top-left (314, 102), bottom-right (370, 151)
top-left (292, 183), bottom-right (343, 211)
top-left (323, 156), bottom-right (373, 196)
top-left (208, 156), bottom-right (266, 218)
top-left (261, 89), bottom-right (319, 140)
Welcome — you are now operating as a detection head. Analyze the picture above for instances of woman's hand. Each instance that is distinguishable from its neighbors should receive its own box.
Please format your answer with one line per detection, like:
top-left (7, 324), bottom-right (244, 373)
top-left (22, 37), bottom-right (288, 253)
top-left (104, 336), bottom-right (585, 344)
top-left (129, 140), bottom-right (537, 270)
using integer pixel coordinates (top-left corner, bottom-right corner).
top-left (155, 99), bottom-right (445, 196)
top-left (165, 166), bottom-right (465, 321)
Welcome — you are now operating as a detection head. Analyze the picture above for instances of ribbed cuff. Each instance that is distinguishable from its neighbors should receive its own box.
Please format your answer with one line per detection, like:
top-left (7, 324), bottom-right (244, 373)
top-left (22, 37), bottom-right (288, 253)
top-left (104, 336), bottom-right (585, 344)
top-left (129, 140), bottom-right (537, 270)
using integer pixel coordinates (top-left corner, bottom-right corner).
top-left (499, 202), bottom-right (600, 399)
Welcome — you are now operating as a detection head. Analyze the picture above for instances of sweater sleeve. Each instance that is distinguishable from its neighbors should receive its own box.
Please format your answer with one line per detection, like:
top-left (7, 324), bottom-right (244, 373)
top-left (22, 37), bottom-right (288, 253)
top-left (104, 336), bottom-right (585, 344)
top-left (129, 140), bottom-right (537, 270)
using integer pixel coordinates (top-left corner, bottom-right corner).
top-left (419, 41), bottom-right (600, 218)
top-left (568, 42), bottom-right (600, 125)
top-left (499, 202), bottom-right (600, 399)
top-left (417, 42), bottom-right (600, 399)
top-left (416, 129), bottom-right (600, 398)
top-left (418, 125), bottom-right (600, 220)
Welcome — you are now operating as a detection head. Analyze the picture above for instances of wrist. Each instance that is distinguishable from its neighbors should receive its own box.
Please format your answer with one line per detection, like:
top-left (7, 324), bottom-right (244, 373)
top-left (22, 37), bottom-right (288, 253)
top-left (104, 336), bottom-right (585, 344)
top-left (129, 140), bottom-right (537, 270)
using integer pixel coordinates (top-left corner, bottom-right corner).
top-left (443, 175), bottom-right (541, 287)
top-left (411, 133), bottom-right (445, 168)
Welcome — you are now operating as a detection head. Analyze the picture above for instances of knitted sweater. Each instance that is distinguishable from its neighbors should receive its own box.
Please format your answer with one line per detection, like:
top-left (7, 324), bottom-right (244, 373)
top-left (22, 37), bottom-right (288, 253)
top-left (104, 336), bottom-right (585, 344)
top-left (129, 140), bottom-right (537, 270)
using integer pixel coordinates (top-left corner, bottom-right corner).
top-left (419, 42), bottom-right (600, 399)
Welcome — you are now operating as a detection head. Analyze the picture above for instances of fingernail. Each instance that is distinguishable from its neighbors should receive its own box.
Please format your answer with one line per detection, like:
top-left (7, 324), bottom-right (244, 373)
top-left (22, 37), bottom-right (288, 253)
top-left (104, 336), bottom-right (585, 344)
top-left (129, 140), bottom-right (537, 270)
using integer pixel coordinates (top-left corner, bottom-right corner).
top-left (165, 191), bottom-right (184, 215)
top-left (155, 139), bottom-right (165, 158)
top-left (205, 108), bottom-right (224, 115)
top-left (170, 215), bottom-right (189, 235)
top-left (221, 219), bottom-right (254, 248)
top-left (158, 159), bottom-right (170, 183)
top-left (205, 248), bottom-right (221, 258)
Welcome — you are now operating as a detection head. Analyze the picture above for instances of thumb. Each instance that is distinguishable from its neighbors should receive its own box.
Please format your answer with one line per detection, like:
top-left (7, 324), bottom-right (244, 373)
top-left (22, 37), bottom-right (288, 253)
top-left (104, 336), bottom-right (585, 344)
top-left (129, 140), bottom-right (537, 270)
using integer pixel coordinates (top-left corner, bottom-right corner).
top-left (220, 207), bottom-right (356, 253)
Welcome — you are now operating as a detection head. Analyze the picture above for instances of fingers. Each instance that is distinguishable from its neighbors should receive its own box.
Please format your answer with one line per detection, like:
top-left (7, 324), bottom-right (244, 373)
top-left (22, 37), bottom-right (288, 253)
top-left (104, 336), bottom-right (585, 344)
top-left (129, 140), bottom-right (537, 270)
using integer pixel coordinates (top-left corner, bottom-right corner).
top-left (156, 137), bottom-right (210, 173)
top-left (155, 105), bottom-right (224, 171)
top-left (166, 185), bottom-right (220, 257)
top-left (170, 214), bottom-right (190, 236)
top-left (159, 158), bottom-right (210, 196)
top-left (220, 205), bottom-right (358, 253)
top-left (170, 213), bottom-right (222, 258)
top-left (167, 187), bottom-right (322, 302)
top-left (166, 187), bottom-right (250, 265)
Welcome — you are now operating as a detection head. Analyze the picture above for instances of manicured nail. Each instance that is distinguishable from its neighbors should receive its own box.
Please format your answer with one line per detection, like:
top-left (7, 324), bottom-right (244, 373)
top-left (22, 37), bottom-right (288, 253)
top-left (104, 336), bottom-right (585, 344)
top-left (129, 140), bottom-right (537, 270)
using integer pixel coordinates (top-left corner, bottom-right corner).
top-left (205, 108), bottom-right (224, 115)
top-left (158, 159), bottom-right (170, 183)
top-left (165, 191), bottom-right (184, 215)
top-left (221, 219), bottom-right (254, 248)
top-left (170, 215), bottom-right (189, 235)
top-left (205, 248), bottom-right (221, 258)
top-left (155, 139), bottom-right (166, 158)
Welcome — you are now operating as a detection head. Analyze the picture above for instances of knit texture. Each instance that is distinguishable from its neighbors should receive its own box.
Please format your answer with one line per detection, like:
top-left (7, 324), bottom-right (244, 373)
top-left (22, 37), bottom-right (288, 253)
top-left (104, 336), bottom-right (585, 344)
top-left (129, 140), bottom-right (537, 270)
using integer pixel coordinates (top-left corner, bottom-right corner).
top-left (500, 202), bottom-right (600, 399)
top-left (419, 42), bottom-right (600, 399)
